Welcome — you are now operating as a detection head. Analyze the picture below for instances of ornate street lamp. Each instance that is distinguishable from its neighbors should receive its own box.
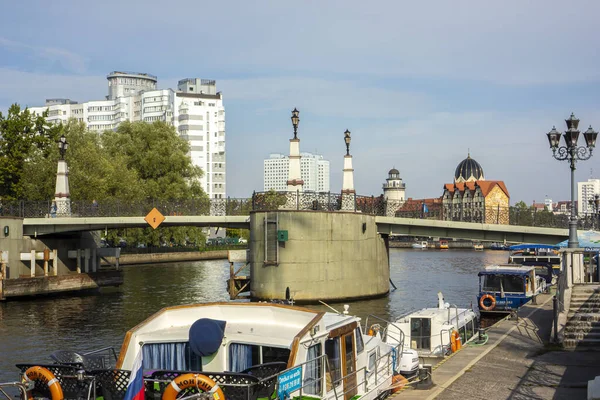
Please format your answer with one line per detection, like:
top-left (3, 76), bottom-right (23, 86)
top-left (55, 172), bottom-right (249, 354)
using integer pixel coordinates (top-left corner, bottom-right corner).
top-left (58, 135), bottom-right (69, 160)
top-left (546, 113), bottom-right (598, 247)
top-left (344, 129), bottom-right (351, 156)
top-left (291, 108), bottom-right (300, 139)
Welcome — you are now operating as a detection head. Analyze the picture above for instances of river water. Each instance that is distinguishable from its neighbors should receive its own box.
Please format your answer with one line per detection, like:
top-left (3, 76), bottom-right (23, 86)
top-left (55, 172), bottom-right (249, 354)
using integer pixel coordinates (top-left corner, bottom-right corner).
top-left (0, 248), bottom-right (508, 381)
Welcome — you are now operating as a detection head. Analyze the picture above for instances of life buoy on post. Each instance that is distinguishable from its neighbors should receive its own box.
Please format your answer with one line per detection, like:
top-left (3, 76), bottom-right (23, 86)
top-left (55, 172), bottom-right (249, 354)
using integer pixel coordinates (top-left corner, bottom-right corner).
top-left (479, 294), bottom-right (496, 311)
top-left (23, 366), bottom-right (64, 400)
top-left (162, 373), bottom-right (226, 400)
top-left (450, 330), bottom-right (461, 353)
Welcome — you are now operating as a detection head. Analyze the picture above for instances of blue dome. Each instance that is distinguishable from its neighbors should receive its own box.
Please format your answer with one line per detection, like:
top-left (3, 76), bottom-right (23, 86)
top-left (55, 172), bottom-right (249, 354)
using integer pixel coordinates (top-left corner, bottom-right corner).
top-left (454, 155), bottom-right (484, 183)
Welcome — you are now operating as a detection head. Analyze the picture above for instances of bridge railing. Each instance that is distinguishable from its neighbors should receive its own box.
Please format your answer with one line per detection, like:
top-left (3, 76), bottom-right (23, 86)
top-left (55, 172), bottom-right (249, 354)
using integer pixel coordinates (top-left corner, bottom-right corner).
top-left (1, 194), bottom-right (588, 230)
top-left (0, 199), bottom-right (253, 218)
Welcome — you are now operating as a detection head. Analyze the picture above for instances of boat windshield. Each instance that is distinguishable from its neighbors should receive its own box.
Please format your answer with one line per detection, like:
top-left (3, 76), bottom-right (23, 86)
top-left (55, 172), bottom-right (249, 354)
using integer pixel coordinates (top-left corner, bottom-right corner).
top-left (482, 274), bottom-right (524, 293)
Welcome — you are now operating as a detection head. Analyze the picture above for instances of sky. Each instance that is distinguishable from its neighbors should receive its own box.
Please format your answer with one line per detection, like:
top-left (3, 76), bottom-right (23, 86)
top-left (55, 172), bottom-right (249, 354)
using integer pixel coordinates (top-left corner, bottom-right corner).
top-left (2, 1), bottom-right (600, 203)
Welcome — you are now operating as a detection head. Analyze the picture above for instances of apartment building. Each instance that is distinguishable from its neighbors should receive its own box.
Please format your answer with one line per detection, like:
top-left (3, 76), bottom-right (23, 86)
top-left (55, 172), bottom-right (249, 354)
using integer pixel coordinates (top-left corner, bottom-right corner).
top-left (28, 72), bottom-right (226, 199)
top-left (263, 152), bottom-right (330, 192)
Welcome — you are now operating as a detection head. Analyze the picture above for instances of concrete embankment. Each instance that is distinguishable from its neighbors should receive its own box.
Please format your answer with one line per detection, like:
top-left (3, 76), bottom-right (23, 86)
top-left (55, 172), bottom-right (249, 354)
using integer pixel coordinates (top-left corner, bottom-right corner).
top-left (103, 250), bottom-right (229, 265)
top-left (397, 292), bottom-right (600, 399)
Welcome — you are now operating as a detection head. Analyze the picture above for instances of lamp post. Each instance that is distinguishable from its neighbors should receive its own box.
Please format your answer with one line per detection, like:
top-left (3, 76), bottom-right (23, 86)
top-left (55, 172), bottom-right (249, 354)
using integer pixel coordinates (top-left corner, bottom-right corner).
top-left (58, 134), bottom-right (68, 160)
top-left (344, 129), bottom-right (351, 155)
top-left (589, 194), bottom-right (600, 230)
top-left (546, 113), bottom-right (598, 248)
top-left (291, 108), bottom-right (300, 139)
top-left (54, 134), bottom-right (71, 216)
top-left (341, 129), bottom-right (355, 211)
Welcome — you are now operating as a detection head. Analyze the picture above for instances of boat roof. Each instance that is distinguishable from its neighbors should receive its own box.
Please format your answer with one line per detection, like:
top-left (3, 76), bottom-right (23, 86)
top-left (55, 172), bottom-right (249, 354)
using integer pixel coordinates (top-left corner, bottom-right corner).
top-left (116, 302), bottom-right (357, 369)
top-left (478, 264), bottom-right (534, 276)
top-left (509, 244), bottom-right (559, 251)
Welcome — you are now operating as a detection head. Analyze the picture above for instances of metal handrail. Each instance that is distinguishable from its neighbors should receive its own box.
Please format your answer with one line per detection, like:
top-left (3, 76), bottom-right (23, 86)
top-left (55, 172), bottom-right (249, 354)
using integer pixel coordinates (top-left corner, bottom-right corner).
top-left (83, 346), bottom-right (119, 365)
top-left (0, 382), bottom-right (29, 400)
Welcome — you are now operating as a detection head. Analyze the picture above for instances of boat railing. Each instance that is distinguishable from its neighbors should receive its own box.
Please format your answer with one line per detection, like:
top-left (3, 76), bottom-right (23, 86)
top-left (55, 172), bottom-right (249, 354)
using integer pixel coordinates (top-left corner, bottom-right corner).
top-left (82, 346), bottom-right (119, 369)
top-left (275, 342), bottom-right (398, 400)
top-left (364, 314), bottom-right (406, 350)
top-left (0, 382), bottom-right (28, 400)
top-left (444, 306), bottom-right (475, 326)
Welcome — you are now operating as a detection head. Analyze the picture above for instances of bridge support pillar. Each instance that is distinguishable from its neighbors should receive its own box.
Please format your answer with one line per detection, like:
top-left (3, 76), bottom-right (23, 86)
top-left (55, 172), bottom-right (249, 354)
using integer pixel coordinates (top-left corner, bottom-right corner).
top-left (249, 210), bottom-right (389, 303)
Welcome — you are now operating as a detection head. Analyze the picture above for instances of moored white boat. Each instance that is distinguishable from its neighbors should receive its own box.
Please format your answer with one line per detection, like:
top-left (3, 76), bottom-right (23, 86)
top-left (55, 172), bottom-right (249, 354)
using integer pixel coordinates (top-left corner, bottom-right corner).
top-left (14, 302), bottom-right (418, 400)
top-left (412, 241), bottom-right (428, 249)
top-left (384, 292), bottom-right (479, 360)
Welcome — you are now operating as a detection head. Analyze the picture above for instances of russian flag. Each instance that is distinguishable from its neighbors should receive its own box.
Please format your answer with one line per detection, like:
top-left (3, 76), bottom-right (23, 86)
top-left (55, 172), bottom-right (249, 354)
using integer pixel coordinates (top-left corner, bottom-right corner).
top-left (124, 351), bottom-right (145, 400)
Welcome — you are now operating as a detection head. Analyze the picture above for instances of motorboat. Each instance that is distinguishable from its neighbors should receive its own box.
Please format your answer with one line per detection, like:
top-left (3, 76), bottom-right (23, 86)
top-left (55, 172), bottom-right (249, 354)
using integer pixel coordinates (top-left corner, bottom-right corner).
top-left (473, 242), bottom-right (484, 251)
top-left (14, 302), bottom-right (419, 400)
top-left (439, 239), bottom-right (449, 250)
top-left (477, 265), bottom-right (547, 313)
top-left (412, 241), bottom-right (428, 249)
top-left (384, 292), bottom-right (479, 360)
top-left (490, 242), bottom-right (509, 251)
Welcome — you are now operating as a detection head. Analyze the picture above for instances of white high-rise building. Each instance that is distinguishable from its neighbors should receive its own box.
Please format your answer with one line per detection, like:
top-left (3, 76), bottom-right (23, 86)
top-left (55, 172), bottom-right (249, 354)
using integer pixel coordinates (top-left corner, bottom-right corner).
top-left (28, 72), bottom-right (226, 199)
top-left (264, 152), bottom-right (330, 192)
top-left (578, 178), bottom-right (600, 215)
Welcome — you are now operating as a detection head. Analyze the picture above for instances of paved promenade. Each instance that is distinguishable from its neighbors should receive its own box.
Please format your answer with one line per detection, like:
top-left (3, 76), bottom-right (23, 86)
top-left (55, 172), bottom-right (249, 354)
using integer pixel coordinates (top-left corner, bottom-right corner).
top-left (396, 292), bottom-right (600, 399)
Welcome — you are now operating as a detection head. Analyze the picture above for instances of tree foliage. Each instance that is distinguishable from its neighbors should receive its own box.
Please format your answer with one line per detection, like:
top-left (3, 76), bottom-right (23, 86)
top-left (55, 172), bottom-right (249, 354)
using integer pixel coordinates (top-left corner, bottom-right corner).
top-left (9, 111), bottom-right (210, 246)
top-left (0, 104), bottom-right (60, 200)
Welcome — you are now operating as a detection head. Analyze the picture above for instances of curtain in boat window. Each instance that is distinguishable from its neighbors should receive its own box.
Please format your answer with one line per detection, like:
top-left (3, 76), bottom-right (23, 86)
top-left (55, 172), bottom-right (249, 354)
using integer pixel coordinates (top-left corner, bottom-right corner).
top-left (229, 343), bottom-right (254, 372)
top-left (325, 338), bottom-right (341, 390)
top-left (141, 342), bottom-right (202, 371)
top-left (304, 344), bottom-right (322, 395)
top-left (355, 328), bottom-right (364, 354)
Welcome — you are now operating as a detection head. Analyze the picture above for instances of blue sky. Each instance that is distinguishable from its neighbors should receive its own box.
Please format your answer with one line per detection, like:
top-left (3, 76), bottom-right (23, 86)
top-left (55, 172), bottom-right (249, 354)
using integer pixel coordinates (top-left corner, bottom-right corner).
top-left (2, 1), bottom-right (600, 203)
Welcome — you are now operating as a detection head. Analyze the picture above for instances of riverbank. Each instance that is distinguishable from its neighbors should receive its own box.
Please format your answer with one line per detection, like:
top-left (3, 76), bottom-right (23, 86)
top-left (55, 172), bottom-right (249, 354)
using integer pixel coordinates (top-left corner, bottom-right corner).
top-left (103, 250), bottom-right (231, 265)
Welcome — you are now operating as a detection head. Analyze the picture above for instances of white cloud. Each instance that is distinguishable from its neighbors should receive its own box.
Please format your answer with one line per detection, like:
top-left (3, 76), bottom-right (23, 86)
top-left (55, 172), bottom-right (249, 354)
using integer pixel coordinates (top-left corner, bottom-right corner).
top-left (0, 37), bottom-right (88, 74)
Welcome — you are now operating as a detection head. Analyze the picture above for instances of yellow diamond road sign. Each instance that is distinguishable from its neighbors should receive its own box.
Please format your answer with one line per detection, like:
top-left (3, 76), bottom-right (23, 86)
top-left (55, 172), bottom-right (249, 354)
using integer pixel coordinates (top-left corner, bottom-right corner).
top-left (145, 208), bottom-right (165, 230)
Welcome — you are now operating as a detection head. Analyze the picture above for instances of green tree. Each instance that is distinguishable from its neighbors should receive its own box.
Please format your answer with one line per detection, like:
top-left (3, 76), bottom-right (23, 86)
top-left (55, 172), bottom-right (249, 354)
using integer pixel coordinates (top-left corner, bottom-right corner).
top-left (510, 201), bottom-right (533, 226)
top-left (0, 105), bottom-right (59, 200)
top-left (102, 121), bottom-right (204, 199)
top-left (20, 120), bottom-right (144, 201)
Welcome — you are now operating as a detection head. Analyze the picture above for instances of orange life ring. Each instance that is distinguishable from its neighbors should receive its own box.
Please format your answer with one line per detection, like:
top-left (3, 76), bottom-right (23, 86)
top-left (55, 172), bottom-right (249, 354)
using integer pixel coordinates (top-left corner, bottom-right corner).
top-left (162, 373), bottom-right (226, 400)
top-left (479, 294), bottom-right (496, 311)
top-left (23, 366), bottom-right (64, 400)
top-left (391, 374), bottom-right (408, 393)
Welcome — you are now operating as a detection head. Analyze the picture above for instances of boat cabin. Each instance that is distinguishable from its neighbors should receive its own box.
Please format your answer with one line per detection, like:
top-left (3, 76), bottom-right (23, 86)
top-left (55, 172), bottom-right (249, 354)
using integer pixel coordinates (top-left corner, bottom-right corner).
top-left (477, 265), bottom-right (547, 313)
top-left (386, 293), bottom-right (478, 358)
top-left (115, 303), bottom-right (398, 400)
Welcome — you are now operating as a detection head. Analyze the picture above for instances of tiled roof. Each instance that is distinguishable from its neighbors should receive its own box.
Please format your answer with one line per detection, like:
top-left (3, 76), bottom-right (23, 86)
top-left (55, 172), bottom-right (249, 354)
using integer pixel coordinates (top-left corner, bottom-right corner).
top-left (443, 180), bottom-right (510, 198)
top-left (477, 180), bottom-right (510, 198)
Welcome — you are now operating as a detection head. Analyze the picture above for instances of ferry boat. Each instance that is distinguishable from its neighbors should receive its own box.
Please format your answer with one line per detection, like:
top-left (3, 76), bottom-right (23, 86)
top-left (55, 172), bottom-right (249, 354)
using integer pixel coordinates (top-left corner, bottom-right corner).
top-left (439, 239), bottom-right (449, 250)
top-left (473, 242), bottom-right (484, 251)
top-left (412, 241), bottom-right (428, 249)
top-left (508, 244), bottom-right (560, 271)
top-left (13, 303), bottom-right (419, 400)
top-left (385, 292), bottom-right (479, 360)
top-left (477, 265), bottom-right (547, 313)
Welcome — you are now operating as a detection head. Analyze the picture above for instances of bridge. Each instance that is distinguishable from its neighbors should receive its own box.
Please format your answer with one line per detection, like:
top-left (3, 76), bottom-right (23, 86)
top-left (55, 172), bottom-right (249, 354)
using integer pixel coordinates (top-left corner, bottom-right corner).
top-left (5, 195), bottom-right (570, 243)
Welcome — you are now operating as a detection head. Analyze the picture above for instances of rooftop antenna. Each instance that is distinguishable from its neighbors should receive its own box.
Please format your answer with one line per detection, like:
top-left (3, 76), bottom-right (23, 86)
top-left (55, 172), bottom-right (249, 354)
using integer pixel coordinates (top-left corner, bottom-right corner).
top-left (591, 168), bottom-right (594, 179)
